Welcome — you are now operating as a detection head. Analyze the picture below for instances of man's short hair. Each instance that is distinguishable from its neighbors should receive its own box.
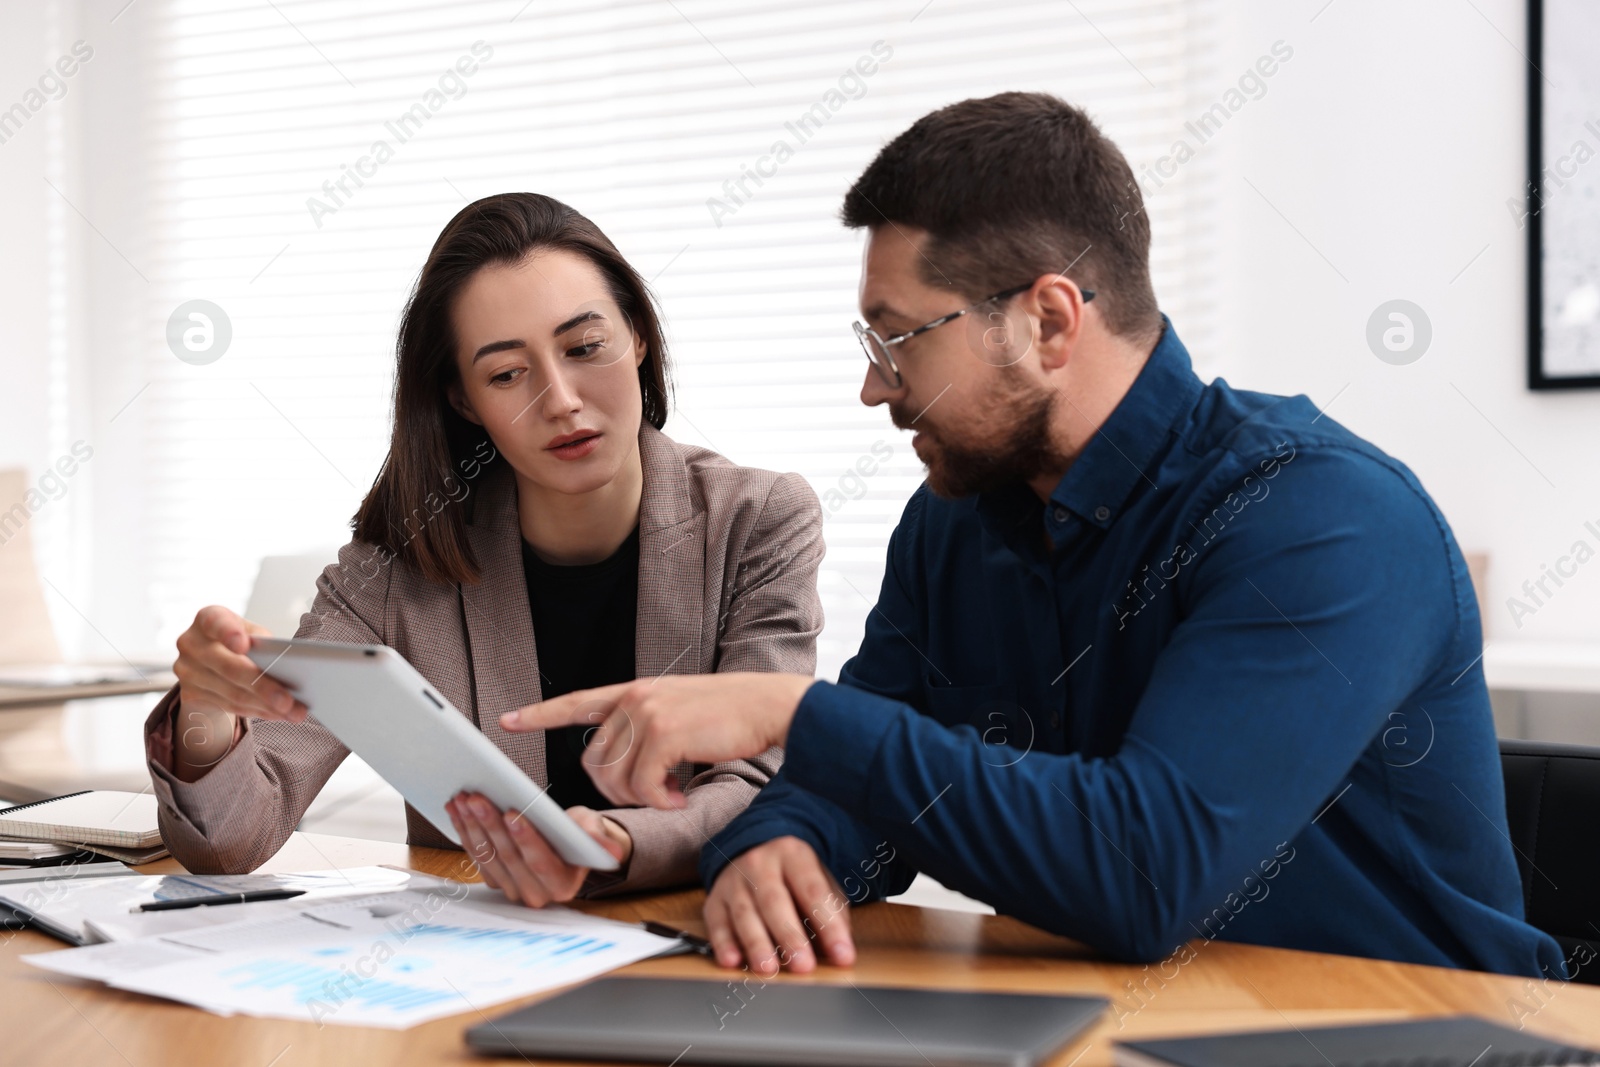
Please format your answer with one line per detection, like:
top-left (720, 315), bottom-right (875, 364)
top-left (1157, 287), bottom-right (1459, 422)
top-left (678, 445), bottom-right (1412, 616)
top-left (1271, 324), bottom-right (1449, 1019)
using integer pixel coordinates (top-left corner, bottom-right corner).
top-left (842, 92), bottom-right (1161, 340)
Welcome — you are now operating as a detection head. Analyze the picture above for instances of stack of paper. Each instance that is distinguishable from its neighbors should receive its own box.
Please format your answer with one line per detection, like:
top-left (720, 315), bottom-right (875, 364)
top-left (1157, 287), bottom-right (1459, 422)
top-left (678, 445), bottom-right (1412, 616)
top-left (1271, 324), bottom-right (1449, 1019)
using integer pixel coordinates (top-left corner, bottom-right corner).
top-left (0, 840), bottom-right (91, 864)
top-left (24, 883), bottom-right (678, 1028)
top-left (0, 865), bottom-right (414, 945)
top-left (0, 791), bottom-right (167, 864)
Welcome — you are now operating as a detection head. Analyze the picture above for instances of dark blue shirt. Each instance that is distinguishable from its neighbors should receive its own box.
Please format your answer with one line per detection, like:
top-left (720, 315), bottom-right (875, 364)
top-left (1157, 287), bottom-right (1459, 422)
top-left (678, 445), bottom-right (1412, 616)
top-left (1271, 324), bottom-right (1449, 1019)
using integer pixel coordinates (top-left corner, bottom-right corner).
top-left (704, 319), bottom-right (1564, 979)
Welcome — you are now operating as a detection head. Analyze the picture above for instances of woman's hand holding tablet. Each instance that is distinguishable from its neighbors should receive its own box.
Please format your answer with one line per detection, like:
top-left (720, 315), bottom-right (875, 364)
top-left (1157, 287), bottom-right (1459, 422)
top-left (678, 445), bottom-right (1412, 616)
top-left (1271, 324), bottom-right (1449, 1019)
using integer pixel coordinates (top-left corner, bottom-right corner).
top-left (446, 796), bottom-right (629, 907)
top-left (168, 606), bottom-right (311, 780)
top-left (241, 636), bottom-right (623, 876)
top-left (174, 621), bottom-right (630, 905)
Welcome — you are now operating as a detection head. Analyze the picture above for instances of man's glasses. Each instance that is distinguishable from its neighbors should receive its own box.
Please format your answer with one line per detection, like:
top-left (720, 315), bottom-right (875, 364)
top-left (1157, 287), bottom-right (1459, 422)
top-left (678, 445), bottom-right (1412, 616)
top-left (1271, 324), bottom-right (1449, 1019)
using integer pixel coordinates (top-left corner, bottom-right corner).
top-left (853, 282), bottom-right (1096, 389)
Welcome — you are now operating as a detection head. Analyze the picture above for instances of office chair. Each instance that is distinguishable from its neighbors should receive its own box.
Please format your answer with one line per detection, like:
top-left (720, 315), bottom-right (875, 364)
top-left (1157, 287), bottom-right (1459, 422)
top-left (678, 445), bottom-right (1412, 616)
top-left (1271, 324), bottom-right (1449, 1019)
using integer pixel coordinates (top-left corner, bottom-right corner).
top-left (1500, 738), bottom-right (1600, 985)
top-left (243, 550), bottom-right (342, 642)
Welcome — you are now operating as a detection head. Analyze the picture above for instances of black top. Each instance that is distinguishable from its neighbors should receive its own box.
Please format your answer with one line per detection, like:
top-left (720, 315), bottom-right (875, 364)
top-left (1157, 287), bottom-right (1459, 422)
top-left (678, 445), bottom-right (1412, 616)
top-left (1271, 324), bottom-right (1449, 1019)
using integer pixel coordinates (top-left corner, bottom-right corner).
top-left (521, 525), bottom-right (640, 812)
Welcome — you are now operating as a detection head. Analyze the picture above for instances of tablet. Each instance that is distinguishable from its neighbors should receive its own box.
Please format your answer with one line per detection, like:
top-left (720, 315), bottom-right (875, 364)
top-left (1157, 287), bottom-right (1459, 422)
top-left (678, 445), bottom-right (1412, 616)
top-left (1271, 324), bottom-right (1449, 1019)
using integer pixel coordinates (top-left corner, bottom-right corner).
top-left (245, 636), bottom-right (619, 872)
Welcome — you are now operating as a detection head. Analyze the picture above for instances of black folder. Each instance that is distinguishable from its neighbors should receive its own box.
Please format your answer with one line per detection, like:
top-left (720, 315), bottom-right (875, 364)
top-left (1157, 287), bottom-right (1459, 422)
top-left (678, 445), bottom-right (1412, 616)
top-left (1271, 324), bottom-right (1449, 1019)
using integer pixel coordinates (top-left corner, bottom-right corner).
top-left (1114, 1015), bottom-right (1600, 1067)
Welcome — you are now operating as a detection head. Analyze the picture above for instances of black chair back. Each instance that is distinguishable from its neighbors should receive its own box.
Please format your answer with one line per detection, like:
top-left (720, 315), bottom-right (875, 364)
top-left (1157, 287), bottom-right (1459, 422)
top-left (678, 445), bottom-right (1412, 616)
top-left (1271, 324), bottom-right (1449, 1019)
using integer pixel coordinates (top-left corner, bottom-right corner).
top-left (1500, 738), bottom-right (1600, 984)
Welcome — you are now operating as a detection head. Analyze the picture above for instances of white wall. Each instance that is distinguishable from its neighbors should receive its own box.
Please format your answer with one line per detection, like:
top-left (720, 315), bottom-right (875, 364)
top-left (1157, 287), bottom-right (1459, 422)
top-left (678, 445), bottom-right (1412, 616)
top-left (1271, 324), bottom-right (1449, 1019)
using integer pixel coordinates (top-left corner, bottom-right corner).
top-left (2, 0), bottom-right (1594, 664)
top-left (0, 0), bottom-right (158, 662)
top-left (0, 3), bottom-right (86, 656)
top-left (0, 4), bottom-right (60, 533)
top-left (1209, 0), bottom-right (1599, 646)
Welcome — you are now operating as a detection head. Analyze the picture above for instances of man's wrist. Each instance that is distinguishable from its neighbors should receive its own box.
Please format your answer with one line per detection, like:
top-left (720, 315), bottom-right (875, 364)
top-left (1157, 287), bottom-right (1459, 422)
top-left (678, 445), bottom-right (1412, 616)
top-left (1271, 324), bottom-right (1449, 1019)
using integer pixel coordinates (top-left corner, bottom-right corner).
top-left (771, 674), bottom-right (818, 747)
top-left (781, 681), bottom-right (904, 814)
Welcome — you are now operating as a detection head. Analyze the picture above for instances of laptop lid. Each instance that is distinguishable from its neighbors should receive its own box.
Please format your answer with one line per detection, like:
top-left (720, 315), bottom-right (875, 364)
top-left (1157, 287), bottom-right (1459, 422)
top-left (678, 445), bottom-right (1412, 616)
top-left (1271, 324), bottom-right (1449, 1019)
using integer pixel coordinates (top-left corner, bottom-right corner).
top-left (465, 977), bottom-right (1106, 1067)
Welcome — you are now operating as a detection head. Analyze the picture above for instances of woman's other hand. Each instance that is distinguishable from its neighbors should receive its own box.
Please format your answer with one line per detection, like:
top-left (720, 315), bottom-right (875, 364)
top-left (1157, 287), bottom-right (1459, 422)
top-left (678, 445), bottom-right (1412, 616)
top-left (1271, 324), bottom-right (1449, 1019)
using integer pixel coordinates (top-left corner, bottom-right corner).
top-left (446, 793), bottom-right (631, 906)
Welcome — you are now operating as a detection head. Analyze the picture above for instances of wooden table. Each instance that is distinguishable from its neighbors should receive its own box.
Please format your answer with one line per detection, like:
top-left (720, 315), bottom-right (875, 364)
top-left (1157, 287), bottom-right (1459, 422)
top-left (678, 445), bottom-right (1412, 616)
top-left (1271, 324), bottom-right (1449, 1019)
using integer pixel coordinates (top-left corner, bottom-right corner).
top-left (4, 832), bottom-right (1597, 1067)
top-left (0, 673), bottom-right (176, 711)
top-left (0, 691), bottom-right (171, 802)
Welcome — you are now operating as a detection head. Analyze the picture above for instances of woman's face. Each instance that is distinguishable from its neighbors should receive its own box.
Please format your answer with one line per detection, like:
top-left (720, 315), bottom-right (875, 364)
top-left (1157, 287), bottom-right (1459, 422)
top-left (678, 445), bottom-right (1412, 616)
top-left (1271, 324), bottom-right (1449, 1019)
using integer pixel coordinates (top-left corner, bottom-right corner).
top-left (449, 249), bottom-right (647, 497)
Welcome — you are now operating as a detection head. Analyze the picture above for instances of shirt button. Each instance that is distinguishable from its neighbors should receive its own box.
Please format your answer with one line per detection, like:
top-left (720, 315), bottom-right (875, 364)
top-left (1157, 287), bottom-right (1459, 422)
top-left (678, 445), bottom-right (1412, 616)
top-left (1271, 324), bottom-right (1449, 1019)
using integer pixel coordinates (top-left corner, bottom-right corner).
top-left (1052, 505), bottom-right (1069, 523)
top-left (1093, 505), bottom-right (1111, 522)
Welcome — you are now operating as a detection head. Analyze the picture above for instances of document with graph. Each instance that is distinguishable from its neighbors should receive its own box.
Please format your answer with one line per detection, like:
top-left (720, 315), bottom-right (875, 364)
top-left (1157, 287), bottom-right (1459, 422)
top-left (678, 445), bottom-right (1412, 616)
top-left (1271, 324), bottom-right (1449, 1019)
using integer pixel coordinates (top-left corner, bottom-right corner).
top-left (24, 886), bottom-right (680, 1028)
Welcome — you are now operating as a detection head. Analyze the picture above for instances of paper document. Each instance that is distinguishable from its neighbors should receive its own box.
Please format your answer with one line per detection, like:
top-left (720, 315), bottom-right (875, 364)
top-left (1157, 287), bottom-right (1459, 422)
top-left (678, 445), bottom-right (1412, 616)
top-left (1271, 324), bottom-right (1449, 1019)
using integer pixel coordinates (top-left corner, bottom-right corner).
top-left (26, 886), bottom-right (679, 1028)
top-left (0, 865), bottom-right (412, 945)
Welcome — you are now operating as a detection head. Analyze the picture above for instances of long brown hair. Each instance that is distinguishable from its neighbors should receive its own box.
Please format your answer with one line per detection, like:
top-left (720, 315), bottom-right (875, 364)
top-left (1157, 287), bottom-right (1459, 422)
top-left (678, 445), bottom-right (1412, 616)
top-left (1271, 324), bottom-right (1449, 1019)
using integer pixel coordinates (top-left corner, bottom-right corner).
top-left (352, 193), bottom-right (671, 585)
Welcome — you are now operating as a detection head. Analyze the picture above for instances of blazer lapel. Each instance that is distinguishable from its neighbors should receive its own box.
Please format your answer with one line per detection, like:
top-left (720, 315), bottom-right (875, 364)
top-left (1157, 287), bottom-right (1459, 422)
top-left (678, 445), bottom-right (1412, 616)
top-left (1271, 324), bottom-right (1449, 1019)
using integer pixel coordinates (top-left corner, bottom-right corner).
top-left (635, 424), bottom-right (705, 681)
top-left (455, 426), bottom-right (704, 790)
top-left (460, 459), bottom-right (548, 785)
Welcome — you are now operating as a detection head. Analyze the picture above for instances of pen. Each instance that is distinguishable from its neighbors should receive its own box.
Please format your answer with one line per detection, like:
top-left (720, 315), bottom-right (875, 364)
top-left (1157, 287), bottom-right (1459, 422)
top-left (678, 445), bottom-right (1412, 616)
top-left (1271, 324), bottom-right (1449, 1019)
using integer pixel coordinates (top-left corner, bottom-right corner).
top-left (641, 920), bottom-right (714, 956)
top-left (132, 888), bottom-right (306, 913)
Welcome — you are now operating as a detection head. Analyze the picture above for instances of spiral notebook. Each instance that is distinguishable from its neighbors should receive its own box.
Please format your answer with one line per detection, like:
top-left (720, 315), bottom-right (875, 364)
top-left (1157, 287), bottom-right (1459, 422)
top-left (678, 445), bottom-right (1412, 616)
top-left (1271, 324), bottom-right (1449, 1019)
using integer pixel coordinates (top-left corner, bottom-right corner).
top-left (0, 840), bottom-right (96, 864)
top-left (0, 791), bottom-right (162, 850)
top-left (1114, 1016), bottom-right (1600, 1066)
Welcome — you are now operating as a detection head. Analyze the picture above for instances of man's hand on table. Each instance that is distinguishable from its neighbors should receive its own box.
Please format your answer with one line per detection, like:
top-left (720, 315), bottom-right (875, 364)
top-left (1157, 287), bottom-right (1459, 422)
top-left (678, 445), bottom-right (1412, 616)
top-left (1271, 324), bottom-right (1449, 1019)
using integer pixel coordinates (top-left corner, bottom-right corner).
top-left (446, 793), bottom-right (630, 907)
top-left (501, 673), bottom-right (855, 974)
top-left (705, 835), bottom-right (856, 976)
top-left (500, 673), bottom-right (814, 809)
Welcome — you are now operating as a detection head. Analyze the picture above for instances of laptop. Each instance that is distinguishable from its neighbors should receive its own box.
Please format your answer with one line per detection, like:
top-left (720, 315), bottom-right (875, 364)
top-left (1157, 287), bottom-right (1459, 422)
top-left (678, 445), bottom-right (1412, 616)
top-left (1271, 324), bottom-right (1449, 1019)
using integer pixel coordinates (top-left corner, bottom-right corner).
top-left (465, 977), bottom-right (1106, 1067)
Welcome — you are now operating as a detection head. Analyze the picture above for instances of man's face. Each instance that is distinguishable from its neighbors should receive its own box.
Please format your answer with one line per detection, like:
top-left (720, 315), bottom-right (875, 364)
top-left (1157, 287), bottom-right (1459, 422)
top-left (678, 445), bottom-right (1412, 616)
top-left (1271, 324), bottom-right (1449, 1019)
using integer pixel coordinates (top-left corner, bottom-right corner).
top-left (856, 225), bottom-right (1063, 498)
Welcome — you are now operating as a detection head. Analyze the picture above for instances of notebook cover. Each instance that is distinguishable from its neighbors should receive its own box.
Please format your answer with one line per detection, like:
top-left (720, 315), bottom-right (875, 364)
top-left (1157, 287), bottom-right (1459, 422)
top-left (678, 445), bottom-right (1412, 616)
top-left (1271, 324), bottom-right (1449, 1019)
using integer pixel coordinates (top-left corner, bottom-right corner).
top-left (1115, 1015), bottom-right (1600, 1067)
top-left (0, 791), bottom-right (162, 849)
top-left (80, 843), bottom-right (167, 865)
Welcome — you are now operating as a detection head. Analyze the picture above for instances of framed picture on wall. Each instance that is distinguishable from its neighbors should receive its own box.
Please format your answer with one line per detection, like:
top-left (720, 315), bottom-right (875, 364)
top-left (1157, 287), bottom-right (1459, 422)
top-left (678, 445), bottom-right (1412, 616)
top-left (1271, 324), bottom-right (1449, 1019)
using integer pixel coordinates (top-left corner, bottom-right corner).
top-left (1527, 0), bottom-right (1600, 389)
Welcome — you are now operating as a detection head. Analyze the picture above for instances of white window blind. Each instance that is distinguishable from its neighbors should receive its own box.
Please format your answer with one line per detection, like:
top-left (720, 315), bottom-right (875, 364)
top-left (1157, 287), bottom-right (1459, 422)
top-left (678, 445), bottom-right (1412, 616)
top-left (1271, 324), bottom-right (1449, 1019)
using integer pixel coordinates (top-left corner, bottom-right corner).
top-left (139, 0), bottom-right (1221, 679)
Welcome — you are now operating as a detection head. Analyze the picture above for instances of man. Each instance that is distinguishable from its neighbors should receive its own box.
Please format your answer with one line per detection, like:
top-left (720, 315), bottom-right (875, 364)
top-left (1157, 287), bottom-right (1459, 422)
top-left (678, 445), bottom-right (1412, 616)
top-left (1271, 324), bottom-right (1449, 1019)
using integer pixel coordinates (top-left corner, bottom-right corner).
top-left (509, 92), bottom-right (1564, 982)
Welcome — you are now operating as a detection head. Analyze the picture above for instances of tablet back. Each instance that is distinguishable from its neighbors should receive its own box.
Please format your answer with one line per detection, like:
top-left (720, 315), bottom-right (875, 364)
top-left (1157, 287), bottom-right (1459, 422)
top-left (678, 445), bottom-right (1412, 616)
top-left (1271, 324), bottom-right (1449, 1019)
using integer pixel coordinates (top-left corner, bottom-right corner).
top-left (245, 636), bottom-right (618, 871)
top-left (465, 977), bottom-right (1105, 1067)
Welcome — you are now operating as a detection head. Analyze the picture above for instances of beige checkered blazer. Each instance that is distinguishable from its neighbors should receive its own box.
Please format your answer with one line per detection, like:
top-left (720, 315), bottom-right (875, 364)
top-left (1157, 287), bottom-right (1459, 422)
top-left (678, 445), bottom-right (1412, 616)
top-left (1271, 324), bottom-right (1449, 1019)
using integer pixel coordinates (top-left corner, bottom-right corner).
top-left (143, 424), bottom-right (824, 895)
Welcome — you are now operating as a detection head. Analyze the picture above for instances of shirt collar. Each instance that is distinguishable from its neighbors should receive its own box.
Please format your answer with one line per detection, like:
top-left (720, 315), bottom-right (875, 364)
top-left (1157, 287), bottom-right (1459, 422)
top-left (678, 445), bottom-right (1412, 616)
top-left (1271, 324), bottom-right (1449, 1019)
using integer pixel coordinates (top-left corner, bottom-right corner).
top-left (976, 314), bottom-right (1203, 536)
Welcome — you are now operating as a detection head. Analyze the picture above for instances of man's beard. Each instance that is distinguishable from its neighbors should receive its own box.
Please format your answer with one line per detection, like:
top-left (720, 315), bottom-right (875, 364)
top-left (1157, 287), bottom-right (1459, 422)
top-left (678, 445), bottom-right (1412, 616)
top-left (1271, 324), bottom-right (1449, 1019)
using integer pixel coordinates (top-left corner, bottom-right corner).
top-left (893, 373), bottom-right (1066, 499)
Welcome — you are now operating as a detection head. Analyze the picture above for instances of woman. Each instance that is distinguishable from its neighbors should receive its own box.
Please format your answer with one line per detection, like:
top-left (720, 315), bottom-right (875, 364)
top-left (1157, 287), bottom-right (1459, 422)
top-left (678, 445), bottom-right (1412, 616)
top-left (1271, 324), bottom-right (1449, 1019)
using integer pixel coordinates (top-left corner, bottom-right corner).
top-left (145, 193), bottom-right (824, 904)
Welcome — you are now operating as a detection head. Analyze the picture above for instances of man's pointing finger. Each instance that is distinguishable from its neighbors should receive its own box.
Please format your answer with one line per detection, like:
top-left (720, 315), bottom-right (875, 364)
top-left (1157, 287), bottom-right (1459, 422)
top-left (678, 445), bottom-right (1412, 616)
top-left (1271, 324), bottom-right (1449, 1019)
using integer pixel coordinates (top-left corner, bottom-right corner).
top-left (500, 682), bottom-right (632, 732)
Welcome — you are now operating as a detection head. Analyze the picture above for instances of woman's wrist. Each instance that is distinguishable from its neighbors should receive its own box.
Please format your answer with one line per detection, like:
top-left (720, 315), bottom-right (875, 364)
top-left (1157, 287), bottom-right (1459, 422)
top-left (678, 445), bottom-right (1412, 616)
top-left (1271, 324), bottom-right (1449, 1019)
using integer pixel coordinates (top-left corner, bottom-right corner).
top-left (171, 699), bottom-right (242, 781)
